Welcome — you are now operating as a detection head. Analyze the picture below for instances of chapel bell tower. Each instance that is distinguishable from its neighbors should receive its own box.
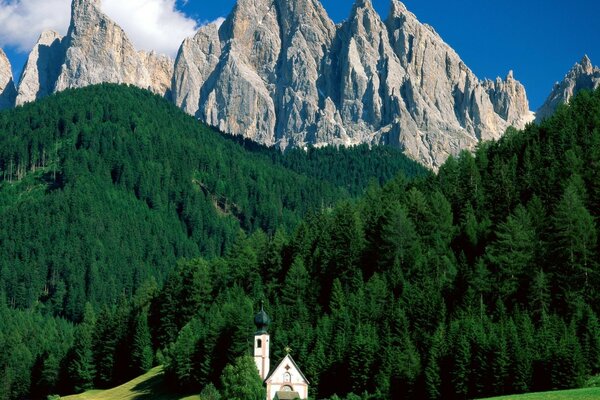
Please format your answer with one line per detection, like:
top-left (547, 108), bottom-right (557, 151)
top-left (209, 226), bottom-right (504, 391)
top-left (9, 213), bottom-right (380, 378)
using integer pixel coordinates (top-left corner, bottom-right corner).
top-left (254, 302), bottom-right (270, 381)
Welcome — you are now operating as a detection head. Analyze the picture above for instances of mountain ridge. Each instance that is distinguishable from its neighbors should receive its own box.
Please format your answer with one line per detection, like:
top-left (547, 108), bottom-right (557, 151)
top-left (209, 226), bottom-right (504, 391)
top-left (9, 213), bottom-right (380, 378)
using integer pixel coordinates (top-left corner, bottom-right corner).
top-left (1, 0), bottom-right (593, 169)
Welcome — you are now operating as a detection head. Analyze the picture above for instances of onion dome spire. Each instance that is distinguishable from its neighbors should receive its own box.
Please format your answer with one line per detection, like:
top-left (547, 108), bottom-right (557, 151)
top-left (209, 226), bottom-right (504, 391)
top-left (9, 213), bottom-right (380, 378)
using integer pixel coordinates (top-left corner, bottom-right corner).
top-left (254, 300), bottom-right (270, 334)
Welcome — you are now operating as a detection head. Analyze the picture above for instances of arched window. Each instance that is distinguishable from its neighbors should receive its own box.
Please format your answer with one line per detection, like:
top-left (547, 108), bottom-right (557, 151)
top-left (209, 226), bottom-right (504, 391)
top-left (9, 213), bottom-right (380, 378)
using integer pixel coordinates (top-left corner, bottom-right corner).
top-left (284, 372), bottom-right (291, 382)
top-left (282, 385), bottom-right (293, 391)
top-left (257, 339), bottom-right (262, 348)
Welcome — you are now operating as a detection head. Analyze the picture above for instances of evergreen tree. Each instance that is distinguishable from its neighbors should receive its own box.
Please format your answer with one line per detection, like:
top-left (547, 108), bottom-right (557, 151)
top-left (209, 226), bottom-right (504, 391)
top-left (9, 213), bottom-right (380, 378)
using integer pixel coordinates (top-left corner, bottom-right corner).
top-left (220, 355), bottom-right (265, 400)
top-left (425, 325), bottom-right (445, 400)
top-left (67, 305), bottom-right (96, 393)
top-left (131, 309), bottom-right (153, 374)
top-left (551, 178), bottom-right (597, 302)
top-left (487, 205), bottom-right (535, 303)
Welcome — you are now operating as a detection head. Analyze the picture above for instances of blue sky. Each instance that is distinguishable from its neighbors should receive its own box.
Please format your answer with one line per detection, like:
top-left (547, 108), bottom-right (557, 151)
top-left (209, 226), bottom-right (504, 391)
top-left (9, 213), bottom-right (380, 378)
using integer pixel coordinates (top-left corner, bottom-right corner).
top-left (3, 0), bottom-right (599, 109)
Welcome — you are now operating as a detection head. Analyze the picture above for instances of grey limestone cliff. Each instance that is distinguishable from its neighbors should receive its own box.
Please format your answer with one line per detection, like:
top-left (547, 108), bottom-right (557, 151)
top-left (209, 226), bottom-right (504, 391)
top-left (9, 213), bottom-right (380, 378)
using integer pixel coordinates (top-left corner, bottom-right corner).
top-left (171, 0), bottom-right (533, 168)
top-left (0, 49), bottom-right (16, 110)
top-left (536, 55), bottom-right (600, 122)
top-left (17, 0), bottom-right (173, 102)
top-left (10, 0), bottom-right (535, 169)
top-left (55, 0), bottom-right (153, 93)
top-left (16, 30), bottom-right (65, 106)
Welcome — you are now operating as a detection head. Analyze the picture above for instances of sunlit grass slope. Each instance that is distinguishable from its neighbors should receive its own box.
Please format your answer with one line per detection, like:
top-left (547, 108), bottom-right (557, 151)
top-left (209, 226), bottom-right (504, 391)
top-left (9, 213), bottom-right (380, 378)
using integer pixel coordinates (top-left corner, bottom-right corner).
top-left (61, 366), bottom-right (200, 400)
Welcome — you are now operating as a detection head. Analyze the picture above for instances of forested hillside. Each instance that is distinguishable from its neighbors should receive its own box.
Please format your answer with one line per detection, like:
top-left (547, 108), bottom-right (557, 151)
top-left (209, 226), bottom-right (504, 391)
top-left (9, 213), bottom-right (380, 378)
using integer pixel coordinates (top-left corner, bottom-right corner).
top-left (155, 89), bottom-right (600, 399)
top-left (0, 84), bottom-right (425, 320)
top-left (0, 84), bottom-right (426, 400)
top-left (1, 86), bottom-right (600, 400)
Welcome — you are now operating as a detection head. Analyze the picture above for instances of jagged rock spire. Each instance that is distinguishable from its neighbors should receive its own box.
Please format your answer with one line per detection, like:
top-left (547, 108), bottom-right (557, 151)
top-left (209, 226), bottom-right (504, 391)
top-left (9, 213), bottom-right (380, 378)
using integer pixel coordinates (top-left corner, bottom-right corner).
top-left (536, 55), bottom-right (600, 122)
top-left (8, 0), bottom-right (534, 169)
top-left (16, 30), bottom-right (65, 106)
top-left (0, 49), bottom-right (16, 109)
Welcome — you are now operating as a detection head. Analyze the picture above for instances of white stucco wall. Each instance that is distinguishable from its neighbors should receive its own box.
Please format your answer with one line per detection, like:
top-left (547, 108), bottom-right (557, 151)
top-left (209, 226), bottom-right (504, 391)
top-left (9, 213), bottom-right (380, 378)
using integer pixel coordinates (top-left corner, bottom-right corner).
top-left (265, 355), bottom-right (309, 400)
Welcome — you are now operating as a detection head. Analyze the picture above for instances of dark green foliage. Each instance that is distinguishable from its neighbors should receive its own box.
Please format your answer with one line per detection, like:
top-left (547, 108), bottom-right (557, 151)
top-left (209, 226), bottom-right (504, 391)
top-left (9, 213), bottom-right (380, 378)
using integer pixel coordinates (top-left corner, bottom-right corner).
top-left (3, 86), bottom-right (600, 400)
top-left (131, 309), bottom-right (154, 374)
top-left (162, 89), bottom-right (600, 399)
top-left (67, 304), bottom-right (95, 393)
top-left (0, 84), bottom-right (423, 321)
top-left (220, 355), bottom-right (265, 400)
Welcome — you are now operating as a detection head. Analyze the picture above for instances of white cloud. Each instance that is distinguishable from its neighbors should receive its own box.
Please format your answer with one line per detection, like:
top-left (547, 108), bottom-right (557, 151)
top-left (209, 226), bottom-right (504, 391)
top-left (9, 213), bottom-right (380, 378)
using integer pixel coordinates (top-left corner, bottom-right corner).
top-left (211, 16), bottom-right (225, 29)
top-left (0, 0), bottom-right (71, 52)
top-left (102, 0), bottom-right (198, 57)
top-left (0, 0), bottom-right (200, 57)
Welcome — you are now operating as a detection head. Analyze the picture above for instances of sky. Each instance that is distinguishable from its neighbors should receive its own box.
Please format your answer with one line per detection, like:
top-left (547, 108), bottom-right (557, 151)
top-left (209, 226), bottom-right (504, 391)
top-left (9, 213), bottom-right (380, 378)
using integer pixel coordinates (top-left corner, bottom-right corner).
top-left (0, 0), bottom-right (599, 109)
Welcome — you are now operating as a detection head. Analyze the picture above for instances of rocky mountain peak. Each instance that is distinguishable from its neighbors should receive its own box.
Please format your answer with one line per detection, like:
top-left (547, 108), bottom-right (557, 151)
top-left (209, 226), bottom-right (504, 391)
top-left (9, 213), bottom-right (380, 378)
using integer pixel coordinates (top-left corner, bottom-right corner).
top-left (69, 0), bottom-right (102, 34)
top-left (16, 30), bottom-right (65, 106)
top-left (10, 0), bottom-right (535, 170)
top-left (389, 0), bottom-right (408, 15)
top-left (0, 49), bottom-right (16, 109)
top-left (39, 30), bottom-right (63, 44)
top-left (580, 54), bottom-right (593, 73)
top-left (536, 55), bottom-right (600, 122)
top-left (172, 0), bottom-right (533, 169)
top-left (53, 0), bottom-right (175, 95)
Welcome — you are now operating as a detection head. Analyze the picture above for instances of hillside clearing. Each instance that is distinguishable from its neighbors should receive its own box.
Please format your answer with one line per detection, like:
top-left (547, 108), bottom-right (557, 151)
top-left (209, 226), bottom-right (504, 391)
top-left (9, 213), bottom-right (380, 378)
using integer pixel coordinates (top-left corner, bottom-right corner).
top-left (61, 366), bottom-right (199, 400)
top-left (481, 387), bottom-right (600, 400)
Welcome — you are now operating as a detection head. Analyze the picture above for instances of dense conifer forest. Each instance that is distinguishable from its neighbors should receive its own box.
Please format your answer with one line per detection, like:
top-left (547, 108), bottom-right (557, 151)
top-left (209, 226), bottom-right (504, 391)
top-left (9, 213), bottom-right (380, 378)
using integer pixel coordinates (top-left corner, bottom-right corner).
top-left (1, 85), bottom-right (600, 400)
top-left (0, 84), bottom-right (425, 399)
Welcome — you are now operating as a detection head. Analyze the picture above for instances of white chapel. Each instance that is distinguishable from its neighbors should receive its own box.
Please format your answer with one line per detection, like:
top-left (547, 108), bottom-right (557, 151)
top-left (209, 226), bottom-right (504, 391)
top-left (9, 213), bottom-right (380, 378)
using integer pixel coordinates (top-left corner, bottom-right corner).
top-left (254, 304), bottom-right (309, 400)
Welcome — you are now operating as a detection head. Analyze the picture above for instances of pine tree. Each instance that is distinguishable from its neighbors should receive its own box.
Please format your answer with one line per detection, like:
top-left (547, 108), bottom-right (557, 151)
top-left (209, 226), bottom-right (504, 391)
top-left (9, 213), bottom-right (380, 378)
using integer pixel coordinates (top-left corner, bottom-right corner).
top-left (452, 328), bottom-right (471, 399)
top-left (167, 318), bottom-right (201, 390)
top-left (349, 324), bottom-right (378, 394)
top-left (67, 305), bottom-right (96, 393)
top-left (425, 325), bottom-right (445, 400)
top-left (487, 205), bottom-right (535, 302)
top-left (220, 355), bottom-right (265, 400)
top-left (131, 309), bottom-right (153, 374)
top-left (552, 178), bottom-right (597, 301)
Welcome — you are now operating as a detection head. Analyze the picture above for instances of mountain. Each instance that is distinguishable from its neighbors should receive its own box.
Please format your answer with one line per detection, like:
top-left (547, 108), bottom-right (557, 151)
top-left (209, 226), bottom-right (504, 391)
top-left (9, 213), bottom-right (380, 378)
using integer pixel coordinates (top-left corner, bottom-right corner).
top-left (14, 0), bottom-right (173, 105)
top-left (0, 49), bottom-right (16, 109)
top-left (16, 30), bottom-right (65, 106)
top-left (6, 0), bottom-right (532, 169)
top-left (172, 0), bottom-right (533, 169)
top-left (536, 55), bottom-right (600, 122)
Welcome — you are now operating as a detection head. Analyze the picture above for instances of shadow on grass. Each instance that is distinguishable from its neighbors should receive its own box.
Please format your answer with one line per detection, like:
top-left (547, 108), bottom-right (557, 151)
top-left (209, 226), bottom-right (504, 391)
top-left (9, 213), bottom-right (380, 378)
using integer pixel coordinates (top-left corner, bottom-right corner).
top-left (130, 370), bottom-right (191, 400)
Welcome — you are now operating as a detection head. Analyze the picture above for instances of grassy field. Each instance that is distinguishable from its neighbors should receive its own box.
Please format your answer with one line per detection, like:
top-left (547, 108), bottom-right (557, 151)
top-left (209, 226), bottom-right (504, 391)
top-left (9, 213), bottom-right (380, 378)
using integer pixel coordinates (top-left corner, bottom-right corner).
top-left (60, 366), bottom-right (200, 400)
top-left (481, 387), bottom-right (600, 400)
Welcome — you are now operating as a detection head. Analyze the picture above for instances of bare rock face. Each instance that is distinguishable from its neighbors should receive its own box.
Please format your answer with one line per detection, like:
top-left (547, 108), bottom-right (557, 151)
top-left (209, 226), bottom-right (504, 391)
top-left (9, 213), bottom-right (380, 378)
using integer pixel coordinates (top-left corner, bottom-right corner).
top-left (484, 70), bottom-right (533, 127)
top-left (326, 0), bottom-right (405, 140)
top-left (200, 43), bottom-right (278, 146)
top-left (384, 0), bottom-right (532, 163)
top-left (172, 0), bottom-right (532, 169)
top-left (172, 0), bottom-right (337, 147)
top-left (139, 51), bottom-right (175, 98)
top-left (55, 0), bottom-right (152, 92)
top-left (16, 30), bottom-right (65, 106)
top-left (9, 0), bottom-right (533, 169)
top-left (0, 49), bottom-right (16, 110)
top-left (198, 0), bottom-right (281, 145)
top-left (272, 0), bottom-right (336, 147)
top-left (536, 55), bottom-right (600, 122)
top-left (172, 22), bottom-right (222, 115)
top-left (16, 0), bottom-right (173, 101)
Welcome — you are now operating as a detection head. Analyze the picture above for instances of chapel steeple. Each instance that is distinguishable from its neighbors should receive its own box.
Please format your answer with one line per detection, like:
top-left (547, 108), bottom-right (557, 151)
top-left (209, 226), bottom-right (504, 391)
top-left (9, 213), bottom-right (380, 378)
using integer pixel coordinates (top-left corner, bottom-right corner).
top-left (254, 300), bottom-right (270, 334)
top-left (254, 301), bottom-right (271, 380)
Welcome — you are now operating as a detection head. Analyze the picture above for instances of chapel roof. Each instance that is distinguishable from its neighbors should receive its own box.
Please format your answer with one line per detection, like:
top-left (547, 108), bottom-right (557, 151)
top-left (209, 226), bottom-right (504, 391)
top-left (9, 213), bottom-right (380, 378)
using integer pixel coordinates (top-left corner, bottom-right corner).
top-left (265, 354), bottom-right (310, 385)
